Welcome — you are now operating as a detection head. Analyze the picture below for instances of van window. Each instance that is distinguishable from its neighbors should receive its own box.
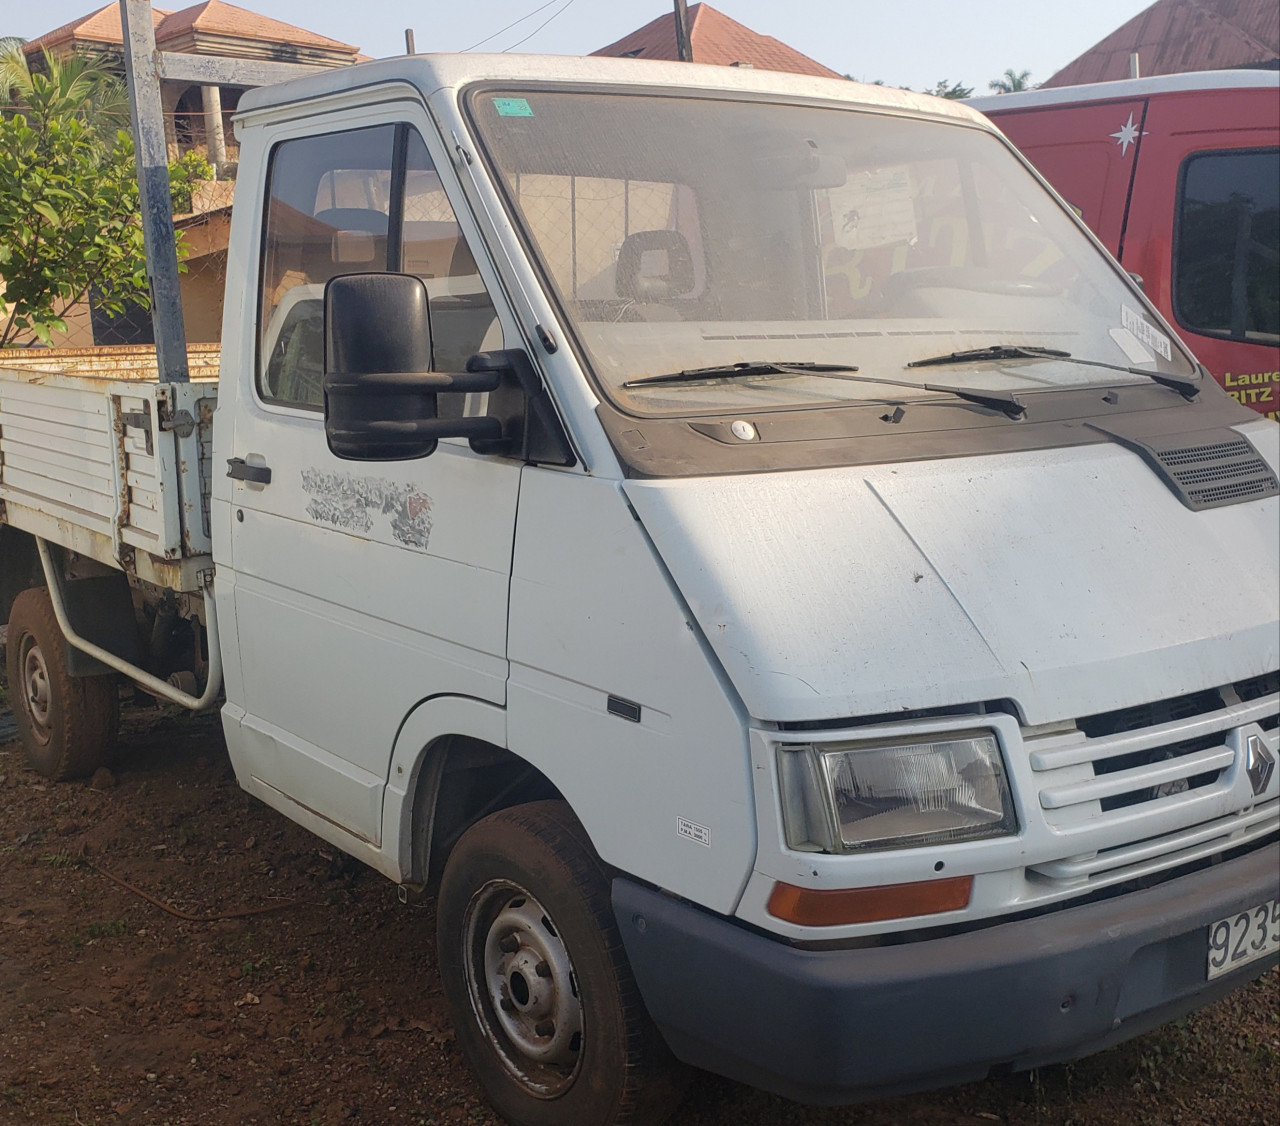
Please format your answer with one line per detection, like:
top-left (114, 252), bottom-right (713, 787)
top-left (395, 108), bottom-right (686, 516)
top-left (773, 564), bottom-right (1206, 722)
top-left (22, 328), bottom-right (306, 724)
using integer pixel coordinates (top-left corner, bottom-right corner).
top-left (1174, 148), bottom-right (1280, 344)
top-left (258, 125), bottom-right (499, 409)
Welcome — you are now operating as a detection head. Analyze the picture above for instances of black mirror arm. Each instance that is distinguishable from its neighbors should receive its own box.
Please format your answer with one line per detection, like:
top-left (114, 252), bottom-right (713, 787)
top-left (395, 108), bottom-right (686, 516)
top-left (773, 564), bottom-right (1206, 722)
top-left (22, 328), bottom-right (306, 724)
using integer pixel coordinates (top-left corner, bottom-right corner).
top-left (329, 415), bottom-right (504, 447)
top-left (324, 369), bottom-right (503, 396)
top-left (465, 349), bottom-right (576, 466)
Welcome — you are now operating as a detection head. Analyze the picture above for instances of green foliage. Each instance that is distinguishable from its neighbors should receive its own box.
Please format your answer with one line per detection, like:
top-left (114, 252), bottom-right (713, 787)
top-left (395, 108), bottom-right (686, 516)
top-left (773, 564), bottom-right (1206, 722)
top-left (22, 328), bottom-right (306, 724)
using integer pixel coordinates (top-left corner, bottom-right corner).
top-left (2, 46), bottom-right (130, 139)
top-left (0, 47), bottom-right (165, 347)
top-left (925, 78), bottom-right (974, 100)
top-left (169, 148), bottom-right (215, 213)
top-left (0, 107), bottom-right (150, 346)
top-left (989, 68), bottom-right (1034, 94)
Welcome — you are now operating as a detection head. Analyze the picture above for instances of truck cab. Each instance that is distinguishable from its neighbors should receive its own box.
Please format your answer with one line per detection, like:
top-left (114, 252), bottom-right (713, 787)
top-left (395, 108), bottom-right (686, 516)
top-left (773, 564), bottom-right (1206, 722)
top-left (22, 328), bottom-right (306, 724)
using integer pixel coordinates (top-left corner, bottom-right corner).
top-left (3, 52), bottom-right (1278, 1126)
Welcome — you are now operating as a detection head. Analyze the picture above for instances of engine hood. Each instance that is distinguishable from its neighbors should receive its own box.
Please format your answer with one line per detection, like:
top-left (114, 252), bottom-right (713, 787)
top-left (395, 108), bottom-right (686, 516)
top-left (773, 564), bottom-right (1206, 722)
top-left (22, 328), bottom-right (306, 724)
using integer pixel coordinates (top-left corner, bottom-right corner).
top-left (624, 422), bottom-right (1279, 726)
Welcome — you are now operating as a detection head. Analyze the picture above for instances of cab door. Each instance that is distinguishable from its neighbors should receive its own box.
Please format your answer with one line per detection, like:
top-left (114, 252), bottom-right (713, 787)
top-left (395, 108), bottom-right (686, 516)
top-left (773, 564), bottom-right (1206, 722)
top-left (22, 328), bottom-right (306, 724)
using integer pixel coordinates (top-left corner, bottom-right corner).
top-left (223, 106), bottom-right (520, 844)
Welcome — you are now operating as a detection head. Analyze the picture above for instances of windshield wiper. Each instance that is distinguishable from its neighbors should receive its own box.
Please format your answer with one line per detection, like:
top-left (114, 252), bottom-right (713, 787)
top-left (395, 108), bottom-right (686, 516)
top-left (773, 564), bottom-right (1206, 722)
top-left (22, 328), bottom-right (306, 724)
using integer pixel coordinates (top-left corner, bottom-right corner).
top-left (908, 345), bottom-right (1071, 368)
top-left (915, 381), bottom-right (1026, 418)
top-left (623, 361), bottom-right (858, 388)
top-left (908, 343), bottom-right (1200, 400)
top-left (625, 360), bottom-right (1026, 418)
top-left (1057, 356), bottom-right (1201, 399)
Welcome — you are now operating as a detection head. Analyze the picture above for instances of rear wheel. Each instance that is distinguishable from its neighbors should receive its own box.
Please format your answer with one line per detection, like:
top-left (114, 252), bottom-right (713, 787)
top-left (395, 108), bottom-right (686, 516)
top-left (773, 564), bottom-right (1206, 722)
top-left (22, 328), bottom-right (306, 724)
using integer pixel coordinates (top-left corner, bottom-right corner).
top-left (436, 800), bottom-right (688, 1126)
top-left (5, 586), bottom-right (118, 780)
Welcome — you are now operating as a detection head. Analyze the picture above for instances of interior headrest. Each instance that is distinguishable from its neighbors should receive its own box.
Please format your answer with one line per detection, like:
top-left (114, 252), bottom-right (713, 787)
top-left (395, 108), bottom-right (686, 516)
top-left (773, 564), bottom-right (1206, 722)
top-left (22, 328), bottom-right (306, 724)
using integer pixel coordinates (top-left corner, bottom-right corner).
top-left (616, 229), bottom-right (695, 301)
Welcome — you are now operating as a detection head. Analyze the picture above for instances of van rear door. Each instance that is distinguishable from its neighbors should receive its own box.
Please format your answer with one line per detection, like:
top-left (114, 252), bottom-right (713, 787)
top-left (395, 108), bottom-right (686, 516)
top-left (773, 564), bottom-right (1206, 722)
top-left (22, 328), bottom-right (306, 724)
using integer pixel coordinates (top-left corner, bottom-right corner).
top-left (989, 97), bottom-right (1149, 256)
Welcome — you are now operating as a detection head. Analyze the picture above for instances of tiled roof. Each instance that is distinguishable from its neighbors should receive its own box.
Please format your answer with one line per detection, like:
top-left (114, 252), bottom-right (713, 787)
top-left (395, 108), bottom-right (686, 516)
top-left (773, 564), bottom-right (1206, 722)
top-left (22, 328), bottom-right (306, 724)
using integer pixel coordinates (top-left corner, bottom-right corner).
top-left (23, 1), bottom-right (356, 60)
top-left (592, 2), bottom-right (842, 80)
top-left (155, 0), bottom-right (356, 53)
top-left (24, 4), bottom-right (172, 55)
top-left (1043, 0), bottom-right (1279, 87)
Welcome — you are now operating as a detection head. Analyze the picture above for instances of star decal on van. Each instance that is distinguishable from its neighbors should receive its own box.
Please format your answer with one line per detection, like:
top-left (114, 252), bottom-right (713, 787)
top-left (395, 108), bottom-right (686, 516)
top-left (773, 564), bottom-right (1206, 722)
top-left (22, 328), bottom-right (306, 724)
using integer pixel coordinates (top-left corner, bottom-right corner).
top-left (1110, 112), bottom-right (1148, 156)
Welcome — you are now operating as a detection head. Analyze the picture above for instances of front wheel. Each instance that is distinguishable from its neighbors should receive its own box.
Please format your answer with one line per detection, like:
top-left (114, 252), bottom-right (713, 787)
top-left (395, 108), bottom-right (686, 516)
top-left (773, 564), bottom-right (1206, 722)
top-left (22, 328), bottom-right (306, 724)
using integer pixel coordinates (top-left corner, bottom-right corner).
top-left (436, 800), bottom-right (688, 1126)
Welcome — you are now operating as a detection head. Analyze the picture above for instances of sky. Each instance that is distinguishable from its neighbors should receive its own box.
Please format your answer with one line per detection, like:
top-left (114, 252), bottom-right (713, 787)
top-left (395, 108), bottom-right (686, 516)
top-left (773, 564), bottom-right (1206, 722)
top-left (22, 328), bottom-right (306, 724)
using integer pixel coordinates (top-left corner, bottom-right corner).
top-left (6, 0), bottom-right (1159, 92)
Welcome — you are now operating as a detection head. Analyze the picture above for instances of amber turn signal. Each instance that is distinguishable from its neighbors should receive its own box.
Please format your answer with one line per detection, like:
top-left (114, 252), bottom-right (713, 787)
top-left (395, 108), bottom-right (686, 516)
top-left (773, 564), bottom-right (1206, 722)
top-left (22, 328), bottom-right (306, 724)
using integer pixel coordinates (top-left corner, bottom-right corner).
top-left (767, 875), bottom-right (973, 926)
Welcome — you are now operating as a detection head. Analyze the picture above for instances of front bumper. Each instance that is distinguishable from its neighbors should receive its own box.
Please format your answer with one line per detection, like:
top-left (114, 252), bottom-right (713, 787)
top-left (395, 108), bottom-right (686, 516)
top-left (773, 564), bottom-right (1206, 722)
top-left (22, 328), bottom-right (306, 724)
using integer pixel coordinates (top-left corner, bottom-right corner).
top-left (614, 843), bottom-right (1279, 1104)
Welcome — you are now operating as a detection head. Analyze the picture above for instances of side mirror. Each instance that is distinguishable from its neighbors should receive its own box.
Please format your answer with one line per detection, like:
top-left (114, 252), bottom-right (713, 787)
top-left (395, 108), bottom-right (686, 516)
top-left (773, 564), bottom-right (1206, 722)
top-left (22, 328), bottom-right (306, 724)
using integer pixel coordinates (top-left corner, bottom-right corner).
top-left (323, 273), bottom-right (576, 467)
top-left (323, 273), bottom-right (501, 460)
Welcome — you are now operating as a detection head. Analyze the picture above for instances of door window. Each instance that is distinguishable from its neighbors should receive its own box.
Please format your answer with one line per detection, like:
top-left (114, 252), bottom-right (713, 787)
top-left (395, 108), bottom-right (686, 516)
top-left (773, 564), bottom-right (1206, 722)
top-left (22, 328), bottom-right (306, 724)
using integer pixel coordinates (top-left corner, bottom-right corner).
top-left (1174, 148), bottom-right (1280, 344)
top-left (258, 124), bottom-right (498, 409)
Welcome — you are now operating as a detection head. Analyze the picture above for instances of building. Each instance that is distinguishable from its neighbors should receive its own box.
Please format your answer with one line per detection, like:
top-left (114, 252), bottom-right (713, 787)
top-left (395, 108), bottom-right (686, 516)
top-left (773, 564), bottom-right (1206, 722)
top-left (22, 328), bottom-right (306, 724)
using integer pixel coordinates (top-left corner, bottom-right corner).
top-left (14, 1), bottom-right (361, 347)
top-left (1043, 0), bottom-right (1279, 87)
top-left (592, 2), bottom-right (841, 79)
top-left (24, 1), bottom-right (361, 174)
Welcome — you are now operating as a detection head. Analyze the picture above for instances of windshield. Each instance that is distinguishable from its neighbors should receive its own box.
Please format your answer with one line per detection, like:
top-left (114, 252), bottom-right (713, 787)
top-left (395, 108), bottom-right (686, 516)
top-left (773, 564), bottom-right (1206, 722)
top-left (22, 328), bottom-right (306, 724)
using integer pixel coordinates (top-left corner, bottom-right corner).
top-left (470, 88), bottom-right (1198, 417)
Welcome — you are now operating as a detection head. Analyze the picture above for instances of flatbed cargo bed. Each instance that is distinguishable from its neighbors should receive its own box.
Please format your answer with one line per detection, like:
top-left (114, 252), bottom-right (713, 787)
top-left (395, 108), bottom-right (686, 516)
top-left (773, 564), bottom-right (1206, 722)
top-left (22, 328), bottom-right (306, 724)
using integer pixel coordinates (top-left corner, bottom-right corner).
top-left (0, 345), bottom-right (219, 592)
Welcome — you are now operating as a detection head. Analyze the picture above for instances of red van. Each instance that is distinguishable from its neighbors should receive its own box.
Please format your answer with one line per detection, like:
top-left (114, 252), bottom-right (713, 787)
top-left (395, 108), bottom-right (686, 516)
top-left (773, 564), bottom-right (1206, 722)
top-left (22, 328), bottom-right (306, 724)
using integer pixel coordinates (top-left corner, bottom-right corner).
top-left (970, 72), bottom-right (1280, 420)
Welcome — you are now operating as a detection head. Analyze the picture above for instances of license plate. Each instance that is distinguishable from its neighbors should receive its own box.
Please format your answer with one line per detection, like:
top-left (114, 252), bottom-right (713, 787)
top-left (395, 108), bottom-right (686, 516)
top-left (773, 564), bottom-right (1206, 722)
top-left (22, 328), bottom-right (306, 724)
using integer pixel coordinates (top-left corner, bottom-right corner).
top-left (1207, 899), bottom-right (1280, 980)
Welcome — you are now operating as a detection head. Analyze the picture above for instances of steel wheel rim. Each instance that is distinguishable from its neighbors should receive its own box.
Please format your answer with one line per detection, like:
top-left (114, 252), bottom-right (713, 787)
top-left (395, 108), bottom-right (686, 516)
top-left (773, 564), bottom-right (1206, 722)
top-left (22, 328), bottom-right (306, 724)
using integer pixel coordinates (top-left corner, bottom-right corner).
top-left (462, 879), bottom-right (584, 1098)
top-left (19, 635), bottom-right (52, 744)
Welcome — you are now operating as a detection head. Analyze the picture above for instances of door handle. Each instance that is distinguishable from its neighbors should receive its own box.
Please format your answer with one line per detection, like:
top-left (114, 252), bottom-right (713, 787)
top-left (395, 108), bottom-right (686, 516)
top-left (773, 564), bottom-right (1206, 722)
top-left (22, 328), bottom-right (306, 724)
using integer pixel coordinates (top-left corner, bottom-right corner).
top-left (227, 457), bottom-right (272, 485)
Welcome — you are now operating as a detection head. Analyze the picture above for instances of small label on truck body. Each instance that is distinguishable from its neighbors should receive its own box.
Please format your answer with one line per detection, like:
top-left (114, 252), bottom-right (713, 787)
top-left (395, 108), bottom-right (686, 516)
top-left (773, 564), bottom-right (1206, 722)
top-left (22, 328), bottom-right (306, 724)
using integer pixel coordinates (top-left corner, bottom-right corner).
top-left (677, 818), bottom-right (711, 847)
top-left (494, 97), bottom-right (534, 117)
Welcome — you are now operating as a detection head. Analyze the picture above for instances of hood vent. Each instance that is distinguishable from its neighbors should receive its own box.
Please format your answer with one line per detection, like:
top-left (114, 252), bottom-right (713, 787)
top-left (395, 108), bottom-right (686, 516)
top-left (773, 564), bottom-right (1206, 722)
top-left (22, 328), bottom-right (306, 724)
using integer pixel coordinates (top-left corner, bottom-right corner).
top-left (1088, 423), bottom-right (1279, 511)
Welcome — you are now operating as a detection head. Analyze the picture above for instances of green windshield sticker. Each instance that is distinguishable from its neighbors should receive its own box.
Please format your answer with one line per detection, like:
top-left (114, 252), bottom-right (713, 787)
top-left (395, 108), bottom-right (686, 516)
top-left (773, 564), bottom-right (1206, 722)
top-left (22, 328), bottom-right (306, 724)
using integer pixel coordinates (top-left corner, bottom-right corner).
top-left (494, 97), bottom-right (534, 117)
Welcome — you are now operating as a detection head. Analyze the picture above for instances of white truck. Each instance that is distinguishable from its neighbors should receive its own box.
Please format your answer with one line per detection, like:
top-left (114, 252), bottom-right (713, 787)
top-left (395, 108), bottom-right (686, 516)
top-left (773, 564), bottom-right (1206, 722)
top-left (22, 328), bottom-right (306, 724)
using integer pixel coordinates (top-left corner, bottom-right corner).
top-left (1, 43), bottom-right (1278, 1126)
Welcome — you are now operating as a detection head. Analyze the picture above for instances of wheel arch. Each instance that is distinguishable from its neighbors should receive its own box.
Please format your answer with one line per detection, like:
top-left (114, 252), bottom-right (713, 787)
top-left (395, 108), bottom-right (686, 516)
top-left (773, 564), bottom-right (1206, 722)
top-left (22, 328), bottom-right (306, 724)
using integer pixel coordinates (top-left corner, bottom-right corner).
top-left (382, 695), bottom-right (563, 890)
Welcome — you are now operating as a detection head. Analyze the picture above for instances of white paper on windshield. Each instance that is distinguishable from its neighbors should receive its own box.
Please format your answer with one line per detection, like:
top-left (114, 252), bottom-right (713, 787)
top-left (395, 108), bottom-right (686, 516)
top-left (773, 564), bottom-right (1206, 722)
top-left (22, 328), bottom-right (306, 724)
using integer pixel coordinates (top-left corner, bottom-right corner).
top-left (828, 167), bottom-right (917, 250)
top-left (1109, 327), bottom-right (1155, 365)
top-left (1121, 305), bottom-right (1172, 361)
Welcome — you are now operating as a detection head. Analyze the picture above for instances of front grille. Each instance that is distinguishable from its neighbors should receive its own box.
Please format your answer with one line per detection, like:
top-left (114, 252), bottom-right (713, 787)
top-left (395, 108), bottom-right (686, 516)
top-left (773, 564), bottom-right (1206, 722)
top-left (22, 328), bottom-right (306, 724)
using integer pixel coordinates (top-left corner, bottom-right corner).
top-left (1078, 686), bottom-right (1226, 738)
top-left (1026, 676), bottom-right (1279, 885)
top-left (1238, 670), bottom-right (1280, 702)
top-left (1092, 733), bottom-right (1224, 811)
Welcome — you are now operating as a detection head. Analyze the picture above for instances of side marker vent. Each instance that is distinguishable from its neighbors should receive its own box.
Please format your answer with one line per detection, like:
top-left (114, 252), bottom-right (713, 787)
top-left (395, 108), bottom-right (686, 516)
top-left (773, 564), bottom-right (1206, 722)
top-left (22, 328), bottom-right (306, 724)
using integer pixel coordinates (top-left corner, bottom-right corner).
top-left (1089, 424), bottom-right (1279, 511)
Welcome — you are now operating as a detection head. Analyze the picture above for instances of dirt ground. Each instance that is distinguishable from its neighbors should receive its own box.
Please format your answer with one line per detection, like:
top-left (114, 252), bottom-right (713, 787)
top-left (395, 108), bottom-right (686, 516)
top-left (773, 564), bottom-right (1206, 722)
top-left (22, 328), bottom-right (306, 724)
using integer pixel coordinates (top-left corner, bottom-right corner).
top-left (0, 702), bottom-right (1275, 1126)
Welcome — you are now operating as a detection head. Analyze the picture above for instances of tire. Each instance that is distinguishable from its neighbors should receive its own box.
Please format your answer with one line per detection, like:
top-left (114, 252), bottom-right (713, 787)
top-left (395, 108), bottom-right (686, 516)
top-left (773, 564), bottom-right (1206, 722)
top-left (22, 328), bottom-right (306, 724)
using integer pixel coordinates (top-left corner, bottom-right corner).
top-left (436, 800), bottom-right (689, 1126)
top-left (5, 586), bottom-right (118, 780)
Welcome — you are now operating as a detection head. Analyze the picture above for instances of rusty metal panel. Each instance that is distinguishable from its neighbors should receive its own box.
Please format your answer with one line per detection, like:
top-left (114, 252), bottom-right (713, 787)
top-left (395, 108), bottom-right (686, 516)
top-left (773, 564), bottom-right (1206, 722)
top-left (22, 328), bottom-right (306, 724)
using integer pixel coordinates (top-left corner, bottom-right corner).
top-left (0, 344), bottom-right (221, 380)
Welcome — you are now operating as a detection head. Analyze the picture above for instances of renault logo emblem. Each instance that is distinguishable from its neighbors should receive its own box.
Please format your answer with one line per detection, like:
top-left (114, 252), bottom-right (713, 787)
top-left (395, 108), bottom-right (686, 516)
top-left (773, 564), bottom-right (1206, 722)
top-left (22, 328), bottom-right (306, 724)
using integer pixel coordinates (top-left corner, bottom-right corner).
top-left (1245, 735), bottom-right (1275, 796)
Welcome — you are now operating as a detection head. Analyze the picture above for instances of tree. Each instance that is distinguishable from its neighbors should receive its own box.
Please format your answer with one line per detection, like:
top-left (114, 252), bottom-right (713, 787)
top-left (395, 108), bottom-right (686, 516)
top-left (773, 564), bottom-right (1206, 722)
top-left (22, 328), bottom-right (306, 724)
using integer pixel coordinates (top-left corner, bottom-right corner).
top-left (989, 68), bottom-right (1034, 94)
top-left (925, 78), bottom-right (973, 100)
top-left (0, 37), bottom-right (28, 89)
top-left (2, 43), bottom-right (130, 139)
top-left (0, 49), bottom-right (149, 346)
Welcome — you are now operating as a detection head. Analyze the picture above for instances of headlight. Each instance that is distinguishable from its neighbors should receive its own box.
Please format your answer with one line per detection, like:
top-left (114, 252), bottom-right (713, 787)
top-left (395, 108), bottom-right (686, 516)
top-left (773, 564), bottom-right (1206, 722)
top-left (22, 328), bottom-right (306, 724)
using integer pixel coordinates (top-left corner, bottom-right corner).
top-left (777, 731), bottom-right (1016, 852)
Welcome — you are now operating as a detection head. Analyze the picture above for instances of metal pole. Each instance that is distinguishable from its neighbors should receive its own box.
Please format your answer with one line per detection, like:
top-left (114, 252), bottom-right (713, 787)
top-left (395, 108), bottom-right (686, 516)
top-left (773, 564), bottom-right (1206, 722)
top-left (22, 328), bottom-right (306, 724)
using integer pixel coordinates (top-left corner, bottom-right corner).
top-left (119, 0), bottom-right (189, 383)
top-left (405, 28), bottom-right (416, 55)
top-left (673, 0), bottom-right (693, 62)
